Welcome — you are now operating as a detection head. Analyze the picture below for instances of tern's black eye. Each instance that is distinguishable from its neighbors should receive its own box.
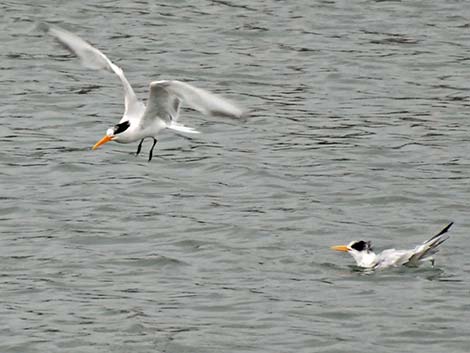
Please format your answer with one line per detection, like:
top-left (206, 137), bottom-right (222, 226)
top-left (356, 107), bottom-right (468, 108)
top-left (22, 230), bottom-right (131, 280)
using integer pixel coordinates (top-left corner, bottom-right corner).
top-left (114, 120), bottom-right (130, 135)
top-left (351, 240), bottom-right (368, 251)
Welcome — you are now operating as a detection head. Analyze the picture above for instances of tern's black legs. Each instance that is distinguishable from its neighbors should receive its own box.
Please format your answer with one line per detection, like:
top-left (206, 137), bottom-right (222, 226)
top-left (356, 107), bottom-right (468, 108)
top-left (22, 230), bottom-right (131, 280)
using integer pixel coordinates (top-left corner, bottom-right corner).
top-left (136, 139), bottom-right (144, 156)
top-left (148, 138), bottom-right (158, 162)
top-left (135, 138), bottom-right (158, 161)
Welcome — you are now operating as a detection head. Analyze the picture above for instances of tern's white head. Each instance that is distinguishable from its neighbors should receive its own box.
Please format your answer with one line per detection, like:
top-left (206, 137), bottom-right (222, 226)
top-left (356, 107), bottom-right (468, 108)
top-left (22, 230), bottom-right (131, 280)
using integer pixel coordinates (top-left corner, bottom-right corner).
top-left (92, 120), bottom-right (131, 150)
top-left (331, 240), bottom-right (378, 268)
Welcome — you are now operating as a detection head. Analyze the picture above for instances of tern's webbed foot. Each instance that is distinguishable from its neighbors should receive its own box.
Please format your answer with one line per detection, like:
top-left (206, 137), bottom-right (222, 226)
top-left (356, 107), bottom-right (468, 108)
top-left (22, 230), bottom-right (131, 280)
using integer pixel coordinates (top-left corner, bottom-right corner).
top-left (136, 139), bottom-right (145, 156)
top-left (148, 138), bottom-right (158, 162)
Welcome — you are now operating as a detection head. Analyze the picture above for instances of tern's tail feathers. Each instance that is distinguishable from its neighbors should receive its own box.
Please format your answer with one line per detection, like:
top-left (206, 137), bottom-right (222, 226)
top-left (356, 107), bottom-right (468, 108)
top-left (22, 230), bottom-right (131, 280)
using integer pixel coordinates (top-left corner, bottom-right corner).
top-left (408, 222), bottom-right (453, 265)
top-left (167, 123), bottom-right (200, 134)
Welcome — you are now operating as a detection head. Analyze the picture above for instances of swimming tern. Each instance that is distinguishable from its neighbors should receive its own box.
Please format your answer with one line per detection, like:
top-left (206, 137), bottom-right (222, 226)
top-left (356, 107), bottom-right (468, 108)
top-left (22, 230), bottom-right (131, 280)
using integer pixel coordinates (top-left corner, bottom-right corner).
top-left (331, 222), bottom-right (453, 270)
top-left (41, 24), bottom-right (246, 161)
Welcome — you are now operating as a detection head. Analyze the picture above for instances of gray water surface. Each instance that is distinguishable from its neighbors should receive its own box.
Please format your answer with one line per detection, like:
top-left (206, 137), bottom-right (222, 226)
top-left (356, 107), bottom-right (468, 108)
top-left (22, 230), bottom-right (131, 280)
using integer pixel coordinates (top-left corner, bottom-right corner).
top-left (2, 1), bottom-right (470, 352)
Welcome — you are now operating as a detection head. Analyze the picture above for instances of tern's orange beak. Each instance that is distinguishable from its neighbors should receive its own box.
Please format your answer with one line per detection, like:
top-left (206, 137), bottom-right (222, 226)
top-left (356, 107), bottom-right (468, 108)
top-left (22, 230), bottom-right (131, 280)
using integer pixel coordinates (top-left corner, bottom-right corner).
top-left (92, 135), bottom-right (112, 150)
top-left (331, 245), bottom-right (349, 252)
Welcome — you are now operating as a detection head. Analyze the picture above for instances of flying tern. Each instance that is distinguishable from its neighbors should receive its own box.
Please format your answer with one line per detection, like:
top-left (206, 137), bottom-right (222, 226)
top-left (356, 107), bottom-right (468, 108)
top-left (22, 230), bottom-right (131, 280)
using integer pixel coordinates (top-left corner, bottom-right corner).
top-left (41, 24), bottom-right (246, 161)
top-left (331, 222), bottom-right (453, 270)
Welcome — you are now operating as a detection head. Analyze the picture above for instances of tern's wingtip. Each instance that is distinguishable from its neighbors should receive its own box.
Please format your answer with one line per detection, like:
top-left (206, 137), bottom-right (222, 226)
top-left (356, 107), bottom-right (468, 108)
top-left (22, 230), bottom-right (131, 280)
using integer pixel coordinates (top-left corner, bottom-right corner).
top-left (240, 109), bottom-right (251, 118)
top-left (37, 22), bottom-right (51, 33)
top-left (441, 221), bottom-right (454, 232)
top-left (428, 221), bottom-right (454, 242)
top-left (235, 109), bottom-right (253, 122)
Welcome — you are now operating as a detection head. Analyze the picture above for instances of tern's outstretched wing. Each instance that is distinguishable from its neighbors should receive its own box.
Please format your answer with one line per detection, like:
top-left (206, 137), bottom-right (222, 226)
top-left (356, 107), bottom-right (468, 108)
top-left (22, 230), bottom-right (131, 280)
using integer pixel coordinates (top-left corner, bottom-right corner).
top-left (141, 80), bottom-right (246, 133)
top-left (406, 222), bottom-right (453, 265)
top-left (41, 23), bottom-right (142, 117)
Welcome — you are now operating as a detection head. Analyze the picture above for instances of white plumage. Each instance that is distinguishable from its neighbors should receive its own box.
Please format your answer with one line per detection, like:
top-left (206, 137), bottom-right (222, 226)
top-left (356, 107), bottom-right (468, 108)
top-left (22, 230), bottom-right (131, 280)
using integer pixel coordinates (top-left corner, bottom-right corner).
top-left (331, 222), bottom-right (453, 270)
top-left (41, 24), bottom-right (246, 161)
